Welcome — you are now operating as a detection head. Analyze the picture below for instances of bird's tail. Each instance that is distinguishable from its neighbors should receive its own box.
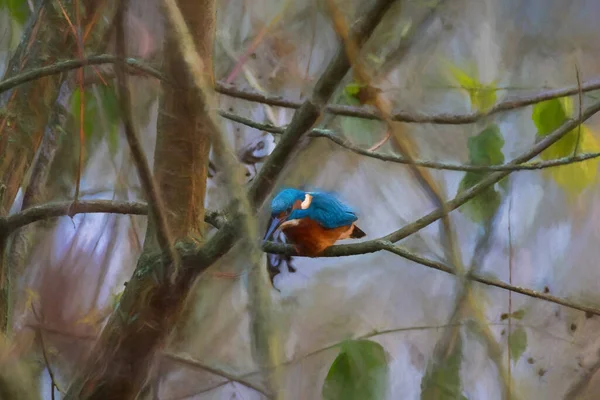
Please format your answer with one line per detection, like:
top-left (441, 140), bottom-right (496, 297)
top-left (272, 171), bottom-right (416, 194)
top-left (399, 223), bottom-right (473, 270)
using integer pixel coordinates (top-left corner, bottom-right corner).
top-left (350, 225), bottom-right (366, 239)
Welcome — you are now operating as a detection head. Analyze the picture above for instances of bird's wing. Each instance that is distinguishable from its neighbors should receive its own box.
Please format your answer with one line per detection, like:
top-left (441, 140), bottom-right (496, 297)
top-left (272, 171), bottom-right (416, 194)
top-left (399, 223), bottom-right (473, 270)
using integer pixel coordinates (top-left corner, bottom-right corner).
top-left (307, 192), bottom-right (358, 229)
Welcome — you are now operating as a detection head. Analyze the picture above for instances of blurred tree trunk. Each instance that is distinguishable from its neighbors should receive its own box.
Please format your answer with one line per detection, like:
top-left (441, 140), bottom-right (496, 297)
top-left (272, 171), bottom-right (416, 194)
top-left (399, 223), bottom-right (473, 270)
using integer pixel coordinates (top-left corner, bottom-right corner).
top-left (147, 0), bottom-right (214, 245)
top-left (0, 0), bottom-right (117, 333)
top-left (64, 1), bottom-right (216, 398)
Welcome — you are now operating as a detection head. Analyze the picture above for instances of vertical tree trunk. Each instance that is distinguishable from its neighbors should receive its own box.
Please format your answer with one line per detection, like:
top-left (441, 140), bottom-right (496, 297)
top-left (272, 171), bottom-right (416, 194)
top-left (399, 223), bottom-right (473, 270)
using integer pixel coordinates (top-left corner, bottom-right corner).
top-left (64, 1), bottom-right (216, 398)
top-left (148, 0), bottom-right (215, 244)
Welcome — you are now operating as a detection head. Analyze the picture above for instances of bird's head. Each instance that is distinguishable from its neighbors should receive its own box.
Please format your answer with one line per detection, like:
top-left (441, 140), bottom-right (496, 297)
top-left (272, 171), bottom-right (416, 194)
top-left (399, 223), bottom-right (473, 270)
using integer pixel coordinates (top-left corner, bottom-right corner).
top-left (264, 188), bottom-right (313, 240)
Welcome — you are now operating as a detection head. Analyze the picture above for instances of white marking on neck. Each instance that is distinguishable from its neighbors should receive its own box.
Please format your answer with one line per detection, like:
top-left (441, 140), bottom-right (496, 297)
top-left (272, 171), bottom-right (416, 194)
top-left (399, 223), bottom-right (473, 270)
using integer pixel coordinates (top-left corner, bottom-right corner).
top-left (280, 219), bottom-right (301, 230)
top-left (301, 193), bottom-right (313, 209)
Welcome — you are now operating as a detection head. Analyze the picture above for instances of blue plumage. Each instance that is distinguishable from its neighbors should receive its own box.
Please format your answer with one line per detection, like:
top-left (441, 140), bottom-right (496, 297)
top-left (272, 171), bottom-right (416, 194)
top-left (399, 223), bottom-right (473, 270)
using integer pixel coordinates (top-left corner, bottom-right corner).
top-left (269, 188), bottom-right (358, 229)
top-left (265, 187), bottom-right (365, 256)
top-left (270, 188), bottom-right (305, 214)
top-left (290, 192), bottom-right (357, 229)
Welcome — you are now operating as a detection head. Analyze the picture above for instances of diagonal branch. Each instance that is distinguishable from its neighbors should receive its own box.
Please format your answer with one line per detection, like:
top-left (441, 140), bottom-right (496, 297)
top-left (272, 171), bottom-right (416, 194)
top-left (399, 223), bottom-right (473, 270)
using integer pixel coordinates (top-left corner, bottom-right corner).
top-left (262, 98), bottom-right (600, 256)
top-left (248, 0), bottom-right (401, 208)
top-left (114, 4), bottom-right (179, 272)
top-left (163, 352), bottom-right (271, 398)
top-left (380, 242), bottom-right (600, 316)
top-left (220, 111), bottom-right (600, 172)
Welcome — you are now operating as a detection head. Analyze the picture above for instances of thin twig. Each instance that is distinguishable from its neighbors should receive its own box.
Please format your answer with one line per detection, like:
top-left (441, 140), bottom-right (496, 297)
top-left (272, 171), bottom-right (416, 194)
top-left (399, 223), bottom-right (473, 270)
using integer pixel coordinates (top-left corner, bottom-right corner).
top-left (114, 5), bottom-right (179, 272)
top-left (215, 79), bottom-right (600, 124)
top-left (508, 188), bottom-right (514, 397)
top-left (574, 64), bottom-right (583, 156)
top-left (379, 242), bottom-right (600, 316)
top-left (3, 56), bottom-right (600, 126)
top-left (162, 352), bottom-right (272, 398)
top-left (31, 305), bottom-right (63, 397)
top-left (219, 111), bottom-right (600, 172)
top-left (0, 55), bottom-right (165, 95)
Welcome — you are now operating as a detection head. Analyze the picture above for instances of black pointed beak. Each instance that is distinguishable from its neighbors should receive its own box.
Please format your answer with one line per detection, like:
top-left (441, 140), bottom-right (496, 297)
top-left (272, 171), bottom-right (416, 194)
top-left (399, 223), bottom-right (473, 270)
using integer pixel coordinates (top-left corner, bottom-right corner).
top-left (264, 216), bottom-right (283, 241)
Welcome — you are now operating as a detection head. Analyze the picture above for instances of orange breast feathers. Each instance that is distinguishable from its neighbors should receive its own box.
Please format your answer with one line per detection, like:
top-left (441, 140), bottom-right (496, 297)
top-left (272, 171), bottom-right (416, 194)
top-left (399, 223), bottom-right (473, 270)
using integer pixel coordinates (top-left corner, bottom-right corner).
top-left (279, 217), bottom-right (357, 256)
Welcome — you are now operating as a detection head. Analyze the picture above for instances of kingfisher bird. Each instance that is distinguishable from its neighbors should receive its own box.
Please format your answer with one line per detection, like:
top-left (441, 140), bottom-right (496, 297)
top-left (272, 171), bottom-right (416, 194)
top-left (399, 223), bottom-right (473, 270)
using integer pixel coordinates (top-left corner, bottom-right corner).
top-left (264, 188), bottom-right (366, 257)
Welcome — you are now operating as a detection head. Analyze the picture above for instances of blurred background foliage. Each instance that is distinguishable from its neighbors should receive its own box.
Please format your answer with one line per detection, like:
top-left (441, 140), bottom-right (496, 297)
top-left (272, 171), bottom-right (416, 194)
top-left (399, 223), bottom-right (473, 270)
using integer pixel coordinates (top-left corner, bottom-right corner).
top-left (2, 0), bottom-right (600, 399)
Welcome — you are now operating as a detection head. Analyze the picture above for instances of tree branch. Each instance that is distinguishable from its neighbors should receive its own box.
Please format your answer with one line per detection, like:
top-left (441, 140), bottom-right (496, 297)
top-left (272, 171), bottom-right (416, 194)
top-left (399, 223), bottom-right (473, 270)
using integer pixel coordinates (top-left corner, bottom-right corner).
top-left (0, 55), bottom-right (165, 95)
top-left (215, 78), bottom-right (600, 124)
top-left (220, 106), bottom-right (600, 171)
top-left (0, 200), bottom-right (221, 235)
top-left (163, 352), bottom-right (271, 398)
top-left (261, 98), bottom-right (600, 256)
top-left (1, 200), bottom-right (145, 232)
top-left (3, 55), bottom-right (600, 128)
top-left (247, 0), bottom-right (399, 208)
top-left (114, 5), bottom-right (179, 272)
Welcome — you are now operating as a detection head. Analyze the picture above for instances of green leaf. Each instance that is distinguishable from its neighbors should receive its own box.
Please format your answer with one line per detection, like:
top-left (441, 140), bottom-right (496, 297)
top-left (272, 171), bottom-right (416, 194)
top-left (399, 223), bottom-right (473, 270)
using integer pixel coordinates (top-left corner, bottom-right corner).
top-left (532, 97), bottom-right (572, 137)
top-left (70, 85), bottom-right (122, 155)
top-left (532, 98), bottom-right (600, 195)
top-left (1, 0), bottom-right (31, 25)
top-left (508, 327), bottom-right (527, 364)
top-left (467, 125), bottom-right (504, 165)
top-left (97, 85), bottom-right (121, 155)
top-left (337, 87), bottom-right (389, 151)
top-left (444, 60), bottom-right (497, 112)
top-left (322, 339), bottom-right (388, 400)
top-left (98, 84), bottom-right (120, 124)
top-left (459, 173), bottom-right (502, 223)
top-left (458, 124), bottom-right (505, 223)
top-left (343, 83), bottom-right (364, 104)
top-left (421, 332), bottom-right (466, 400)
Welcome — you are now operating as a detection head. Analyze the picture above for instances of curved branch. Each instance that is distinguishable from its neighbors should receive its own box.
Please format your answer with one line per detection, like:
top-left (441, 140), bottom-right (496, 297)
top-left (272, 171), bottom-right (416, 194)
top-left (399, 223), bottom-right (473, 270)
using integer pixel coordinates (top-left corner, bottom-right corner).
top-left (219, 110), bottom-right (600, 172)
top-left (0, 55), bottom-right (165, 95)
top-left (0, 200), bottom-right (223, 234)
top-left (215, 78), bottom-right (600, 125)
top-left (3, 56), bottom-right (600, 126)
top-left (261, 238), bottom-right (600, 316)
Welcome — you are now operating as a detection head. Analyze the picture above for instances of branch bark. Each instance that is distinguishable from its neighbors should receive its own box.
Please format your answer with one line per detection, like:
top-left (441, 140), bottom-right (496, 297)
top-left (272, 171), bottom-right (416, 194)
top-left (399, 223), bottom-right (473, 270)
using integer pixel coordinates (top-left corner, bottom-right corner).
top-left (64, 0), bottom-right (216, 397)
top-left (63, 0), bottom-right (397, 397)
top-left (247, 0), bottom-right (400, 208)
